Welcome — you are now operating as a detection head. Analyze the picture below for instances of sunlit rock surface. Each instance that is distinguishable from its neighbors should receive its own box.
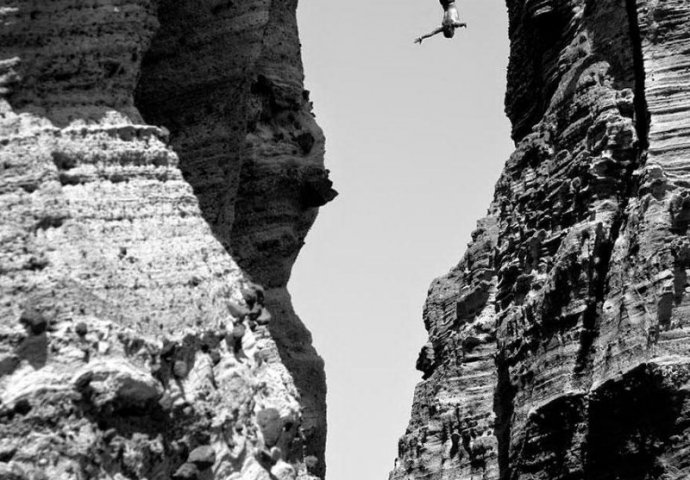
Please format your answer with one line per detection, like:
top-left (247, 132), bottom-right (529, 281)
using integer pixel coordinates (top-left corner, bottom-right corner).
top-left (0, 1), bottom-right (333, 479)
top-left (391, 1), bottom-right (690, 479)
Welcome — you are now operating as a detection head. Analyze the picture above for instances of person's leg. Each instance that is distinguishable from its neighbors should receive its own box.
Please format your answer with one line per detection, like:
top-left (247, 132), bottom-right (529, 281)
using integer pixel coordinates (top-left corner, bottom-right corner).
top-left (440, 0), bottom-right (459, 25)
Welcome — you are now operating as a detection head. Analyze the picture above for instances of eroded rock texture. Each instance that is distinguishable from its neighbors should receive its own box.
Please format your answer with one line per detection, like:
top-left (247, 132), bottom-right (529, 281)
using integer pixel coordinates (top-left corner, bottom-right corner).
top-left (0, 1), bottom-right (333, 479)
top-left (391, 1), bottom-right (690, 479)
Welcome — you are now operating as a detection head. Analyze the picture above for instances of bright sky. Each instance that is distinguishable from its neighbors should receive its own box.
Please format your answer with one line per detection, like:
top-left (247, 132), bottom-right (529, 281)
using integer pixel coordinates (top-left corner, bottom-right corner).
top-left (291, 1), bottom-right (513, 479)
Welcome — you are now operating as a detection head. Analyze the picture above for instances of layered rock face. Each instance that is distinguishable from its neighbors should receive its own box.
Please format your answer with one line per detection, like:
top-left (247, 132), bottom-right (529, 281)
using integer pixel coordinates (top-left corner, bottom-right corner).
top-left (0, 1), bottom-right (332, 479)
top-left (391, 1), bottom-right (690, 479)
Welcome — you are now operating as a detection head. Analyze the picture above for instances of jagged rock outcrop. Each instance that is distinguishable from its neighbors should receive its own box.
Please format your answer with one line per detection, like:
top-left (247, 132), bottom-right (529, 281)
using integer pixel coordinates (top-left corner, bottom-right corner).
top-left (0, 1), bottom-right (333, 479)
top-left (391, 1), bottom-right (690, 479)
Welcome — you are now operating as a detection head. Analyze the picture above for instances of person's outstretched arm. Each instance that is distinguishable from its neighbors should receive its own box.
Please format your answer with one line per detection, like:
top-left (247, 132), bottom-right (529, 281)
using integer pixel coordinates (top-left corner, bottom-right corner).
top-left (414, 26), bottom-right (444, 44)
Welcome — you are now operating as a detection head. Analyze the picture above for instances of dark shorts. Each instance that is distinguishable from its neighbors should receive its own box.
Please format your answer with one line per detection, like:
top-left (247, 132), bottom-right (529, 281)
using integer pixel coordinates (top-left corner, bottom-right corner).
top-left (440, 0), bottom-right (455, 8)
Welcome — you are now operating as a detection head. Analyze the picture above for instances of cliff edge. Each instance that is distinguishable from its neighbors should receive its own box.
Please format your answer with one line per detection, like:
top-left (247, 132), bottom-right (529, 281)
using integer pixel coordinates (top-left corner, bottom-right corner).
top-left (391, 0), bottom-right (690, 479)
top-left (0, 1), bottom-right (334, 479)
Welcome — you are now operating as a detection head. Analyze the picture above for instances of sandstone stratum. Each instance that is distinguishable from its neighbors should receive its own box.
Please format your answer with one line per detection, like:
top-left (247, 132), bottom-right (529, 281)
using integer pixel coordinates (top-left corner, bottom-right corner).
top-left (392, 0), bottom-right (690, 479)
top-left (0, 1), bottom-right (335, 479)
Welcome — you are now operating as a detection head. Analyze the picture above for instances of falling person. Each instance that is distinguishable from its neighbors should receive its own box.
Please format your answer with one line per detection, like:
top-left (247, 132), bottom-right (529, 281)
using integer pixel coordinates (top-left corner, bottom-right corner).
top-left (414, 0), bottom-right (467, 44)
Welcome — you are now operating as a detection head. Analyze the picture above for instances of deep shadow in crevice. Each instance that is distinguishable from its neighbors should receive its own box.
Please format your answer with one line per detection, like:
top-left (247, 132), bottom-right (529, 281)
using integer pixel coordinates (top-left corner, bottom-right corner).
top-left (584, 365), bottom-right (684, 479)
top-left (625, 0), bottom-right (650, 151)
top-left (494, 351), bottom-right (515, 480)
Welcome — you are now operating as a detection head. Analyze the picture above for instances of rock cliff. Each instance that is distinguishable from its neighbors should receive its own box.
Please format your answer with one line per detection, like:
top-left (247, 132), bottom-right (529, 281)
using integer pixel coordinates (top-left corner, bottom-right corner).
top-left (391, 1), bottom-right (690, 479)
top-left (0, 1), bottom-right (334, 479)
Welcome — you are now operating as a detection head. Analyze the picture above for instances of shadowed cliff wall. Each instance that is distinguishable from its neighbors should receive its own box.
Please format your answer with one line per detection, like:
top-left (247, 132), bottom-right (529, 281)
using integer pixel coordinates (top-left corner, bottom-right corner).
top-left (391, 1), bottom-right (690, 479)
top-left (135, 0), bottom-right (334, 475)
